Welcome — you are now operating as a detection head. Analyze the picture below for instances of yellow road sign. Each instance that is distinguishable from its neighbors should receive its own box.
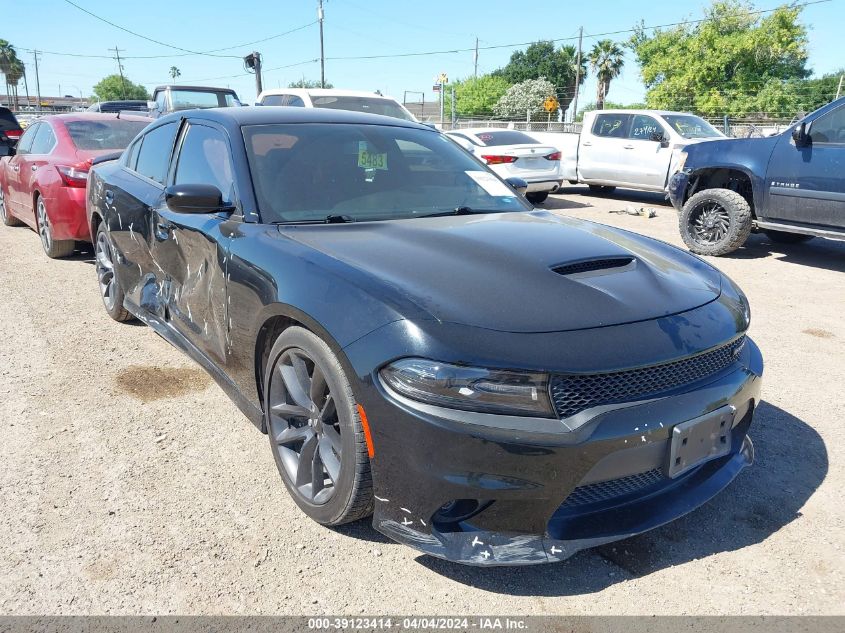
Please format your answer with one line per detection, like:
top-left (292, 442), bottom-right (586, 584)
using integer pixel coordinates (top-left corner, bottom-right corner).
top-left (544, 96), bottom-right (559, 112)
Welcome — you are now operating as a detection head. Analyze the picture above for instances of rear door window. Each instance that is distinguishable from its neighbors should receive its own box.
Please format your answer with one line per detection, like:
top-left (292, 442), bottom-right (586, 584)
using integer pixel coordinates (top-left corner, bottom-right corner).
top-left (134, 121), bottom-right (179, 185)
top-left (592, 113), bottom-right (632, 138)
top-left (29, 123), bottom-right (57, 154)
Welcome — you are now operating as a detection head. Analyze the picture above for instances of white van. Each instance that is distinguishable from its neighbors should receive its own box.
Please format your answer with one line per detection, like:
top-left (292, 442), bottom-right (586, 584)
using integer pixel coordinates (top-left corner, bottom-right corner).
top-left (255, 89), bottom-right (417, 122)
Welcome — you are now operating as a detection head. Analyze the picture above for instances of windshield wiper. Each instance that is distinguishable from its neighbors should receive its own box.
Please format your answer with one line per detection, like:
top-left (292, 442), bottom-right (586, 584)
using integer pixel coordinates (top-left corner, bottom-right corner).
top-left (273, 214), bottom-right (356, 225)
top-left (417, 206), bottom-right (498, 219)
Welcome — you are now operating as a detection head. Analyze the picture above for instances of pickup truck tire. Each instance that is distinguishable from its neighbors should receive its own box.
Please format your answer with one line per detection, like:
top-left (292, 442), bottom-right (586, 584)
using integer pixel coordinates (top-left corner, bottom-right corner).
top-left (526, 192), bottom-right (549, 204)
top-left (680, 188), bottom-right (752, 256)
top-left (762, 229), bottom-right (814, 244)
top-left (588, 185), bottom-right (616, 194)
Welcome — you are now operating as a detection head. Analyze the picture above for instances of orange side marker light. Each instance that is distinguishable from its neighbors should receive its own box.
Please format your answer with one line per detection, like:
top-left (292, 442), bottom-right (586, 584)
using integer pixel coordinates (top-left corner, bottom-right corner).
top-left (356, 404), bottom-right (375, 459)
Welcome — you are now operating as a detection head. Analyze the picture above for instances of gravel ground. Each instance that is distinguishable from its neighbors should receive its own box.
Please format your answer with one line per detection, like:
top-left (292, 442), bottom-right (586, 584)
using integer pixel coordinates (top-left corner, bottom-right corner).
top-left (1, 186), bottom-right (843, 615)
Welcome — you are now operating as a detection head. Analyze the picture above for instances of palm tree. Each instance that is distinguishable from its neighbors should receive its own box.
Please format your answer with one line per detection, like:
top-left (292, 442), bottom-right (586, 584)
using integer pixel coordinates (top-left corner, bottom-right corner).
top-left (169, 66), bottom-right (181, 81)
top-left (0, 40), bottom-right (23, 109)
top-left (588, 40), bottom-right (625, 111)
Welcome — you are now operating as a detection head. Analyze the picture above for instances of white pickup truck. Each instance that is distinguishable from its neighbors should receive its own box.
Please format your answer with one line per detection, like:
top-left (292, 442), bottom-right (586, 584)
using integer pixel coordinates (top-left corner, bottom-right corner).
top-left (530, 110), bottom-right (725, 194)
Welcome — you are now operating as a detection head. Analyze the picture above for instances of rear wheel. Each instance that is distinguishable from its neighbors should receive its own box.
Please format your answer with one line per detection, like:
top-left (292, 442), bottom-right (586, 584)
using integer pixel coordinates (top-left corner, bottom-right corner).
top-left (763, 229), bottom-right (814, 244)
top-left (0, 188), bottom-right (22, 226)
top-left (588, 185), bottom-right (616, 194)
top-left (265, 326), bottom-right (373, 526)
top-left (680, 188), bottom-right (752, 256)
top-left (36, 196), bottom-right (75, 258)
top-left (95, 222), bottom-right (132, 322)
top-left (526, 191), bottom-right (549, 204)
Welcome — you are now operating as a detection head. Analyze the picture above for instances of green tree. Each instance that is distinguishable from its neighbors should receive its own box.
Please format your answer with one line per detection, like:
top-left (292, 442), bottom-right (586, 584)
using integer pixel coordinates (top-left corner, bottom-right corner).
top-left (493, 77), bottom-right (556, 119)
top-left (453, 74), bottom-right (511, 116)
top-left (288, 78), bottom-right (334, 89)
top-left (169, 66), bottom-right (181, 81)
top-left (0, 40), bottom-right (24, 109)
top-left (629, 0), bottom-right (810, 118)
top-left (92, 74), bottom-right (150, 101)
top-left (588, 40), bottom-right (625, 110)
top-left (493, 41), bottom-right (586, 115)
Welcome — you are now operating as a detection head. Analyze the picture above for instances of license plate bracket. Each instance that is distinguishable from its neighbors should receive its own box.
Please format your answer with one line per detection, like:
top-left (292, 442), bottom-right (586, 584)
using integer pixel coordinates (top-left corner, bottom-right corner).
top-left (666, 405), bottom-right (735, 478)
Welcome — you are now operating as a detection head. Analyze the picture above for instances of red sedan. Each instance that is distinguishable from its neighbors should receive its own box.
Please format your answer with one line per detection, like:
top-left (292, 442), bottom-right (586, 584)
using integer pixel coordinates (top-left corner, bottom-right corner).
top-left (0, 113), bottom-right (151, 258)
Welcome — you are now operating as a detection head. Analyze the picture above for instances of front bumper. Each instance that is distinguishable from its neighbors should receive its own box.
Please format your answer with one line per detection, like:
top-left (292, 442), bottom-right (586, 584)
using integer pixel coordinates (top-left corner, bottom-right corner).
top-left (350, 329), bottom-right (762, 566)
top-left (668, 171), bottom-right (691, 211)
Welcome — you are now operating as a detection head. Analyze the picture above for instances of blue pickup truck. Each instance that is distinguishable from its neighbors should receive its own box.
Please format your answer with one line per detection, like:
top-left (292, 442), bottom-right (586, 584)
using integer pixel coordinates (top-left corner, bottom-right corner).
top-left (669, 97), bottom-right (845, 256)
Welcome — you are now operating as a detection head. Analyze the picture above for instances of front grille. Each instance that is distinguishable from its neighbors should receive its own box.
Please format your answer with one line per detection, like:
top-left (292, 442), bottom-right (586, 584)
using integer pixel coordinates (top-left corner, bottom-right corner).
top-left (553, 257), bottom-right (634, 276)
top-left (560, 469), bottom-right (666, 508)
top-left (550, 337), bottom-right (745, 419)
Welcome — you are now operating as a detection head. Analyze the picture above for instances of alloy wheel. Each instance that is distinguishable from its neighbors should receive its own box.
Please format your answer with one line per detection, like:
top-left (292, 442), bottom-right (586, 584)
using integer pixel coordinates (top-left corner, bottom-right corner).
top-left (268, 348), bottom-right (342, 505)
top-left (95, 230), bottom-right (117, 311)
top-left (37, 199), bottom-right (52, 253)
top-left (688, 201), bottom-right (730, 245)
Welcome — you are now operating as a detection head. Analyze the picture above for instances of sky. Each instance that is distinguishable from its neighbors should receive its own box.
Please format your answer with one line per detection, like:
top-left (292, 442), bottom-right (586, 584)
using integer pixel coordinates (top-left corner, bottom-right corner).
top-left (5, 0), bottom-right (844, 108)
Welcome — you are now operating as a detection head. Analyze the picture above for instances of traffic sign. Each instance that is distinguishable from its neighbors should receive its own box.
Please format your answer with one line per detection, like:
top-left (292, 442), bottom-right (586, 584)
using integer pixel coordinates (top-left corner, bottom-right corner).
top-left (544, 96), bottom-right (559, 113)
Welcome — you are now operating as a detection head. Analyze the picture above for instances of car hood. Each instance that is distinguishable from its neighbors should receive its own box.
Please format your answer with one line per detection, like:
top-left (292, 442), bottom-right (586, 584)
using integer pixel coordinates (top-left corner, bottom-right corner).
top-left (279, 211), bottom-right (722, 333)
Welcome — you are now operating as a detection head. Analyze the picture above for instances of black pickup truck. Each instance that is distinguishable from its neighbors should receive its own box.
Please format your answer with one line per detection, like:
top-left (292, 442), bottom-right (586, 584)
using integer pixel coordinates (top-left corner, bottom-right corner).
top-left (669, 97), bottom-right (845, 256)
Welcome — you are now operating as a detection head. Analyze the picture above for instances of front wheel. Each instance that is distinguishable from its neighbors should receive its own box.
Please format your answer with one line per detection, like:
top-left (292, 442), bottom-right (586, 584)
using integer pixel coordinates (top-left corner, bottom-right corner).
top-left (526, 191), bottom-right (549, 204)
top-left (265, 326), bottom-right (373, 526)
top-left (0, 188), bottom-right (23, 226)
top-left (680, 188), bottom-right (752, 256)
top-left (36, 196), bottom-right (75, 258)
top-left (763, 229), bottom-right (814, 244)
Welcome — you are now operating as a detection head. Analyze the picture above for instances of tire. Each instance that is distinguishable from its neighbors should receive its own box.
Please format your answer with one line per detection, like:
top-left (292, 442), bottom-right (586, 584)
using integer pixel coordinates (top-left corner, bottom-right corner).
top-left (588, 185), bottom-right (616, 194)
top-left (1, 187), bottom-right (23, 226)
top-left (94, 222), bottom-right (132, 322)
top-left (36, 196), bottom-right (75, 258)
top-left (679, 188), bottom-right (752, 256)
top-left (264, 326), bottom-right (373, 526)
top-left (526, 191), bottom-right (549, 204)
top-left (762, 229), bottom-right (814, 244)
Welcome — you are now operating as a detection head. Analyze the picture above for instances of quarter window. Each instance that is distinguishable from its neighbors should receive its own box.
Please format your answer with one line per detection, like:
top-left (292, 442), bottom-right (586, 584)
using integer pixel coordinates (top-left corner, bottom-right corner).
top-left (809, 106), bottom-right (845, 145)
top-left (124, 138), bottom-right (142, 170)
top-left (29, 123), bottom-right (57, 154)
top-left (173, 124), bottom-right (235, 203)
top-left (592, 113), bottom-right (631, 138)
top-left (134, 122), bottom-right (178, 185)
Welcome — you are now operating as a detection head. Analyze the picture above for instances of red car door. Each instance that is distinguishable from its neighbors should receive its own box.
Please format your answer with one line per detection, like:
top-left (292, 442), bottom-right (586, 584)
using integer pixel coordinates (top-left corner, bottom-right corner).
top-left (16, 122), bottom-right (58, 225)
top-left (4, 122), bottom-right (39, 216)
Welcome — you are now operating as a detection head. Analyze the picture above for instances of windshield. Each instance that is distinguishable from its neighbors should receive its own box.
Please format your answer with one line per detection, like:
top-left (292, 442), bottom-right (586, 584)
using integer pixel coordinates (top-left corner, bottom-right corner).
top-left (242, 123), bottom-right (530, 223)
top-left (662, 115), bottom-right (723, 139)
top-left (66, 119), bottom-right (148, 150)
top-left (170, 90), bottom-right (239, 110)
top-left (309, 96), bottom-right (415, 121)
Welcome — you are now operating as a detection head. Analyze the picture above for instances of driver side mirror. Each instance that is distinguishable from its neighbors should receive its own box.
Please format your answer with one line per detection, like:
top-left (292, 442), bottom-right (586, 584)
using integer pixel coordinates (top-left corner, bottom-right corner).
top-left (792, 121), bottom-right (811, 148)
top-left (505, 176), bottom-right (528, 195)
top-left (165, 184), bottom-right (231, 214)
top-left (651, 131), bottom-right (670, 148)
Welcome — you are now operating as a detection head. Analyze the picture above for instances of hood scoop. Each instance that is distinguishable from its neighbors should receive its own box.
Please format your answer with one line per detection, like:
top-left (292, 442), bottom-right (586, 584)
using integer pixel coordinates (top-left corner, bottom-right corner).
top-left (553, 257), bottom-right (636, 278)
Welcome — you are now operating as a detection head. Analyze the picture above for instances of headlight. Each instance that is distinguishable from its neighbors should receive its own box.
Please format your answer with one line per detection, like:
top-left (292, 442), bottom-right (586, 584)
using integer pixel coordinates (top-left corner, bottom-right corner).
top-left (380, 358), bottom-right (554, 417)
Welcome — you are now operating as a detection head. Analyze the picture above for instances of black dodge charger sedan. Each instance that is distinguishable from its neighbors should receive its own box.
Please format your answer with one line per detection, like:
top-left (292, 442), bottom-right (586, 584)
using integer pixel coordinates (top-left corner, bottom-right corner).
top-left (87, 107), bottom-right (763, 566)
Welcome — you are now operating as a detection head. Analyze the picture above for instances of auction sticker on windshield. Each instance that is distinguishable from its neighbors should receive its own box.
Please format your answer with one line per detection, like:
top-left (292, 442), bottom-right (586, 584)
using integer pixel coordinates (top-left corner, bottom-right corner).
top-left (358, 141), bottom-right (388, 170)
top-left (466, 170), bottom-right (516, 197)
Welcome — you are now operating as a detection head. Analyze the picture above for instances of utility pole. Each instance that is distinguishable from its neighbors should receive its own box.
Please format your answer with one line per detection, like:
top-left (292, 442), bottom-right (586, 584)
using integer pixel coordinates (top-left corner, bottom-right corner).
top-left (571, 27), bottom-right (583, 124)
top-left (837, 75), bottom-right (844, 100)
top-left (33, 50), bottom-right (42, 112)
top-left (473, 37), bottom-right (479, 79)
top-left (111, 46), bottom-right (127, 99)
top-left (318, 0), bottom-right (326, 88)
top-left (244, 52), bottom-right (263, 97)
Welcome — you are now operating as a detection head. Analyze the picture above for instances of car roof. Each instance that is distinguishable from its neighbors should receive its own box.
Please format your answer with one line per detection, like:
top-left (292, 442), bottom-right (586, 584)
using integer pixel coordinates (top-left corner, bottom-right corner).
top-left (154, 85), bottom-right (238, 94)
top-left (590, 109), bottom-right (698, 117)
top-left (156, 105), bottom-right (429, 130)
top-left (259, 88), bottom-right (399, 100)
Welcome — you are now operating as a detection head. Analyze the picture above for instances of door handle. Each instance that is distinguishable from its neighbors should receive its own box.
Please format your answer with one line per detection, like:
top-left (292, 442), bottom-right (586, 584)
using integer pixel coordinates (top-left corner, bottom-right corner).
top-left (582, 142), bottom-right (592, 147)
top-left (31, 165), bottom-right (38, 171)
top-left (623, 145), bottom-right (635, 149)
top-left (155, 220), bottom-right (173, 241)
top-left (12, 165), bottom-right (19, 172)
top-left (104, 190), bottom-right (114, 205)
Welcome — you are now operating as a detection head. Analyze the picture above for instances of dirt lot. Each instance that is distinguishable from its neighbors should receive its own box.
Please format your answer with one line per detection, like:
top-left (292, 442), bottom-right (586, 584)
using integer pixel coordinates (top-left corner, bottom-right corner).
top-left (1, 187), bottom-right (843, 615)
